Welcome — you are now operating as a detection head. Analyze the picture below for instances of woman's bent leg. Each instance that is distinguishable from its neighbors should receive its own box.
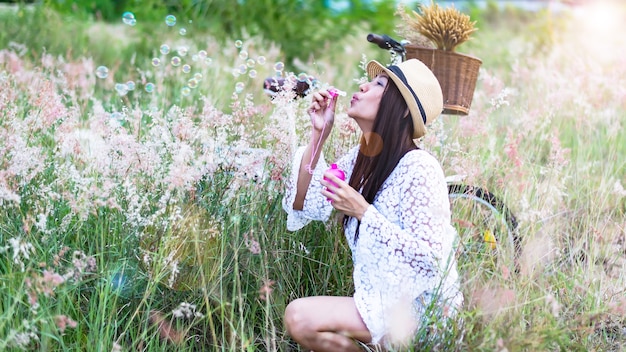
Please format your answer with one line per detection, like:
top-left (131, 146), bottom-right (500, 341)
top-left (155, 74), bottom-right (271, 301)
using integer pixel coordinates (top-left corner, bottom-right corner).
top-left (284, 296), bottom-right (372, 352)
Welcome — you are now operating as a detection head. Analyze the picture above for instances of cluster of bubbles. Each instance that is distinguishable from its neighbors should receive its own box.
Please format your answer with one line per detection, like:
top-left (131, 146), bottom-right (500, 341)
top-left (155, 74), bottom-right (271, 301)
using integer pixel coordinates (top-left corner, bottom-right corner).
top-left (147, 15), bottom-right (216, 97)
top-left (231, 39), bottom-right (274, 94)
top-left (100, 14), bottom-right (302, 99)
top-left (96, 64), bottom-right (155, 94)
top-left (114, 81), bottom-right (137, 96)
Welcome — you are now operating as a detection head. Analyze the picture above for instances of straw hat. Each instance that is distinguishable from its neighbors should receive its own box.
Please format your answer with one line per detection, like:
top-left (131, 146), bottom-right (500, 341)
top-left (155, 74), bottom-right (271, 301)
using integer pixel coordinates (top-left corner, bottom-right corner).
top-left (366, 59), bottom-right (443, 139)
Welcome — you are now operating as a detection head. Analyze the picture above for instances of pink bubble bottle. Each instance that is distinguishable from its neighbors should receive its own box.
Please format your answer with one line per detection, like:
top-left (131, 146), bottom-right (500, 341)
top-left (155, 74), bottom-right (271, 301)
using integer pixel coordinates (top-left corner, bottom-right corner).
top-left (324, 164), bottom-right (345, 200)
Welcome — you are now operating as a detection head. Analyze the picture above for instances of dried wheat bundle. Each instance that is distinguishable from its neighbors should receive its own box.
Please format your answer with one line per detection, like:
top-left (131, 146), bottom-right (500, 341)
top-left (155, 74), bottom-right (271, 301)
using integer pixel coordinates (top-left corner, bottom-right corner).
top-left (397, 2), bottom-right (477, 51)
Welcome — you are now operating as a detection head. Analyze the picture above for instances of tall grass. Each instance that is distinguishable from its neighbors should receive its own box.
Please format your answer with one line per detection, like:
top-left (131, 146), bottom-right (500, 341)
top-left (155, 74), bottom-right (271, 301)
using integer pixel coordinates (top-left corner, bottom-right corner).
top-left (1, 2), bottom-right (626, 351)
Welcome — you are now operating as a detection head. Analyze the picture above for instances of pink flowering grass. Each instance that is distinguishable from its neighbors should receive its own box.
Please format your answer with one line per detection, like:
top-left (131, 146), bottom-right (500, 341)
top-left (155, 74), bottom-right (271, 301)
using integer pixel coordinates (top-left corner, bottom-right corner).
top-left (1, 3), bottom-right (626, 351)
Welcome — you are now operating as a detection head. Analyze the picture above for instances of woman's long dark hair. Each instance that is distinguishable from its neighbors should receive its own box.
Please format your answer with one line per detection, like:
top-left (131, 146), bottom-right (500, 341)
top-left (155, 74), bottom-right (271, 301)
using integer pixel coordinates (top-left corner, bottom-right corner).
top-left (344, 79), bottom-right (418, 242)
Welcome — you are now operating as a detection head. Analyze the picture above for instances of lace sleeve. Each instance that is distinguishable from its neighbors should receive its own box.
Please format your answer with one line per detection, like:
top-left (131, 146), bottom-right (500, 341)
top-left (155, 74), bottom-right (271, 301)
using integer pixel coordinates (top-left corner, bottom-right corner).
top-left (282, 146), bottom-right (359, 232)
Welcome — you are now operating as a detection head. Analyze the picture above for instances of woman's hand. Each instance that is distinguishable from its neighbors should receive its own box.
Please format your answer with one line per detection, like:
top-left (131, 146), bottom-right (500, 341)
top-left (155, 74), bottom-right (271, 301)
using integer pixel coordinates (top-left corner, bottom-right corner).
top-left (308, 88), bottom-right (337, 138)
top-left (321, 172), bottom-right (370, 220)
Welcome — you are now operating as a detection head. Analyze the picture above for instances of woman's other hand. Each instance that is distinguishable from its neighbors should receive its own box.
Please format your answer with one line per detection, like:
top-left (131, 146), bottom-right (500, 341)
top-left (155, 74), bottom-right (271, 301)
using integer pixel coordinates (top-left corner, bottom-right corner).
top-left (321, 172), bottom-right (369, 221)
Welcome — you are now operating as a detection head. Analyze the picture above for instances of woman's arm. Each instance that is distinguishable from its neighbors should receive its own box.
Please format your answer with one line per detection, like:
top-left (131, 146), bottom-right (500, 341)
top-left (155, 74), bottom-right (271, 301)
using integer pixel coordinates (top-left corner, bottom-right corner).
top-left (293, 130), bottom-right (326, 210)
top-left (292, 89), bottom-right (337, 210)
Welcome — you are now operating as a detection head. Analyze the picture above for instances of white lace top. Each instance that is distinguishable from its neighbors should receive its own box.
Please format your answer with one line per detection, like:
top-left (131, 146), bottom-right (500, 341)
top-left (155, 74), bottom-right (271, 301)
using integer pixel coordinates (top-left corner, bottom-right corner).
top-left (282, 146), bottom-right (463, 345)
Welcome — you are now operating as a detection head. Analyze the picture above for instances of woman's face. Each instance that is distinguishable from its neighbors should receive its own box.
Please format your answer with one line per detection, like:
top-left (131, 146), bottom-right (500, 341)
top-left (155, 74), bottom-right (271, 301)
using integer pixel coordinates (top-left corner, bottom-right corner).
top-left (347, 74), bottom-right (389, 133)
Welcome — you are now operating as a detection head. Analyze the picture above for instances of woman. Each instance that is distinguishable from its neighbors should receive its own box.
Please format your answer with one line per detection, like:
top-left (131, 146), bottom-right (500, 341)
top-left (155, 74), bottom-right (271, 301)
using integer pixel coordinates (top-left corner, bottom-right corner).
top-left (282, 59), bottom-right (463, 351)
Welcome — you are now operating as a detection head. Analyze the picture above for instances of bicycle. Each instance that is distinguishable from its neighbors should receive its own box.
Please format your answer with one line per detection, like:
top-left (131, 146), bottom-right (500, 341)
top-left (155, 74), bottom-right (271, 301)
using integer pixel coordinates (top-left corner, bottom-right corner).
top-left (368, 33), bottom-right (520, 276)
top-left (264, 34), bottom-right (521, 277)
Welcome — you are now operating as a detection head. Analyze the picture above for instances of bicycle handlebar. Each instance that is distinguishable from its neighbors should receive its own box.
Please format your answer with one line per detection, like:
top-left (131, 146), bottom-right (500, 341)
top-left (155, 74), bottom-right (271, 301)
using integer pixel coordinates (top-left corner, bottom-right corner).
top-left (367, 33), bottom-right (405, 53)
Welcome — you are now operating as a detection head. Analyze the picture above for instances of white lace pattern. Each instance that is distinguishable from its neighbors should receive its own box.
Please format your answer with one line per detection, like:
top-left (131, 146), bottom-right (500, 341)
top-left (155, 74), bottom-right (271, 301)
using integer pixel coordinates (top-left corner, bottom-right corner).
top-left (282, 146), bottom-right (463, 345)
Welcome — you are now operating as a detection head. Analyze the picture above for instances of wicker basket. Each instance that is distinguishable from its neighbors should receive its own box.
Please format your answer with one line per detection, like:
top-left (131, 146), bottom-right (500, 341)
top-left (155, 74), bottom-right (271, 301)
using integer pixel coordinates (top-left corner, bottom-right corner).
top-left (405, 45), bottom-right (482, 115)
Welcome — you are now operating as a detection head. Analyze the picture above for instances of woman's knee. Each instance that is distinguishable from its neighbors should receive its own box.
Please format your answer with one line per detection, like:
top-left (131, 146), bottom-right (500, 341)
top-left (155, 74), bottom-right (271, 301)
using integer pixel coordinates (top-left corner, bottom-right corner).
top-left (284, 298), bottom-right (315, 338)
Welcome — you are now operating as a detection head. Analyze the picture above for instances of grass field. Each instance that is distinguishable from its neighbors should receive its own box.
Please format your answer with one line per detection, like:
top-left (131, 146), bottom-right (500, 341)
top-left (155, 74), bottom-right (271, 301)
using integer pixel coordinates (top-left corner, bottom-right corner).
top-left (1, 1), bottom-right (626, 351)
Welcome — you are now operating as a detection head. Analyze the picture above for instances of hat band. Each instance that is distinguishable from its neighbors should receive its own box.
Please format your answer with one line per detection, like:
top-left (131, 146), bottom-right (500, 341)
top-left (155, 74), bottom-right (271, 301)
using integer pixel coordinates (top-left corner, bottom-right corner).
top-left (387, 65), bottom-right (427, 124)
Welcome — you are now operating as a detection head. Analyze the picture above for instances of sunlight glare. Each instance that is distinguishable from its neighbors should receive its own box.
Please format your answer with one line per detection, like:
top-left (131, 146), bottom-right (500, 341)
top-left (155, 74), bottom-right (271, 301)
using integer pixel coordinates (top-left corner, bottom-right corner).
top-left (570, 1), bottom-right (626, 64)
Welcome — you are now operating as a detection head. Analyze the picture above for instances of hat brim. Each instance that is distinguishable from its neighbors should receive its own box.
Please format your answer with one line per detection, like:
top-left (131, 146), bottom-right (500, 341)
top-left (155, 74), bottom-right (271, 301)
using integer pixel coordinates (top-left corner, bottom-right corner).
top-left (366, 60), bottom-right (426, 139)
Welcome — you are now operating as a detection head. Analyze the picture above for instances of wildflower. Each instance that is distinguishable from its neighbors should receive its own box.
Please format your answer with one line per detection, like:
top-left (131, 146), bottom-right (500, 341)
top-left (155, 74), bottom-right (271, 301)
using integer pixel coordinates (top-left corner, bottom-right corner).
top-left (613, 180), bottom-right (626, 197)
top-left (545, 293), bottom-right (561, 318)
top-left (7, 319), bottom-right (39, 349)
top-left (259, 279), bottom-right (275, 301)
top-left (298, 242), bottom-right (310, 255)
top-left (54, 315), bottom-right (78, 333)
top-left (53, 246), bottom-right (71, 267)
top-left (172, 302), bottom-right (204, 319)
top-left (167, 259), bottom-right (180, 289)
top-left (41, 270), bottom-right (66, 295)
top-left (0, 184), bottom-right (21, 204)
top-left (2, 237), bottom-right (35, 271)
top-left (24, 279), bottom-right (39, 311)
top-left (244, 232), bottom-right (261, 254)
top-left (111, 342), bottom-right (123, 352)
top-left (64, 250), bottom-right (97, 281)
top-left (503, 131), bottom-right (523, 169)
top-left (496, 338), bottom-right (509, 352)
top-left (470, 286), bottom-right (516, 317)
top-left (548, 132), bottom-right (570, 168)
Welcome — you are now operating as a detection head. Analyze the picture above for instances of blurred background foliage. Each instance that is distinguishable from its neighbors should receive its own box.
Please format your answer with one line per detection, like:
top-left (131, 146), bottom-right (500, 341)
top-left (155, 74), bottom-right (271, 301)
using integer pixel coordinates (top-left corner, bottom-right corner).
top-left (0, 0), bottom-right (397, 65)
top-left (0, 0), bottom-right (551, 70)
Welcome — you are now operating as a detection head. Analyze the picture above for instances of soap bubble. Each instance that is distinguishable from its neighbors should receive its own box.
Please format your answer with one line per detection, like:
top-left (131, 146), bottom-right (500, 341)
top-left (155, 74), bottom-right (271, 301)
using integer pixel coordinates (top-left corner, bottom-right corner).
top-left (257, 56), bottom-right (266, 65)
top-left (126, 81), bottom-right (135, 91)
top-left (234, 40), bottom-right (243, 48)
top-left (110, 111), bottom-right (124, 121)
top-left (248, 69), bottom-right (257, 78)
top-left (151, 58), bottom-right (160, 67)
top-left (182, 64), bottom-right (191, 73)
top-left (238, 64), bottom-right (247, 74)
top-left (179, 28), bottom-right (187, 36)
top-left (165, 15), bottom-right (176, 27)
top-left (239, 51), bottom-right (248, 60)
top-left (122, 12), bottom-right (136, 26)
top-left (145, 82), bottom-right (155, 93)
top-left (198, 50), bottom-right (207, 60)
top-left (95, 66), bottom-right (109, 79)
top-left (246, 58), bottom-right (255, 67)
top-left (193, 73), bottom-right (203, 81)
top-left (177, 47), bottom-right (188, 57)
top-left (235, 82), bottom-right (244, 93)
top-left (115, 83), bottom-right (128, 96)
top-left (274, 62), bottom-right (284, 71)
top-left (188, 78), bottom-right (198, 88)
top-left (171, 56), bottom-right (181, 67)
top-left (297, 73), bottom-right (309, 82)
top-left (111, 272), bottom-right (127, 292)
top-left (181, 86), bottom-right (191, 96)
top-left (160, 44), bottom-right (170, 55)
top-left (205, 57), bottom-right (213, 65)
